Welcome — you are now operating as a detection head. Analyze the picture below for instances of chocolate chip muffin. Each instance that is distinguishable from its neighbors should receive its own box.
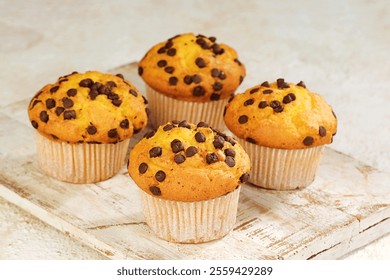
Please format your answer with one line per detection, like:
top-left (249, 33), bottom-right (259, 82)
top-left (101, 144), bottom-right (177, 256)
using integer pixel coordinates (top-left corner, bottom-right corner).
top-left (28, 71), bottom-right (149, 183)
top-left (128, 120), bottom-right (250, 243)
top-left (138, 33), bottom-right (246, 130)
top-left (224, 79), bottom-right (337, 190)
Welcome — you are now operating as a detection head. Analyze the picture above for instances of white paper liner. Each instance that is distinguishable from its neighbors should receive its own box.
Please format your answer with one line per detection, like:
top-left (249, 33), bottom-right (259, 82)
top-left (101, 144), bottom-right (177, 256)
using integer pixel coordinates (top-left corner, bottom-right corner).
top-left (35, 132), bottom-right (130, 183)
top-left (238, 138), bottom-right (325, 190)
top-left (141, 186), bottom-right (241, 243)
top-left (146, 85), bottom-right (227, 131)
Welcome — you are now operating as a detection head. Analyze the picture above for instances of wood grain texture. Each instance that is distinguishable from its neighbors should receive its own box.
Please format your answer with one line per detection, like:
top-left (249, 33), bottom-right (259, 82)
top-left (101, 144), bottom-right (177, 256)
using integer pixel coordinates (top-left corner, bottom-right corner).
top-left (0, 63), bottom-right (389, 259)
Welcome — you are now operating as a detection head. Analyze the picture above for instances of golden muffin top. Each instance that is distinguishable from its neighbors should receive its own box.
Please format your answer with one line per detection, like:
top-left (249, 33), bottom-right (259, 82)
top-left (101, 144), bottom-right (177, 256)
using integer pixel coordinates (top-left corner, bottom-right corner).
top-left (138, 33), bottom-right (246, 102)
top-left (28, 71), bottom-right (149, 143)
top-left (224, 79), bottom-right (337, 149)
top-left (128, 121), bottom-right (250, 202)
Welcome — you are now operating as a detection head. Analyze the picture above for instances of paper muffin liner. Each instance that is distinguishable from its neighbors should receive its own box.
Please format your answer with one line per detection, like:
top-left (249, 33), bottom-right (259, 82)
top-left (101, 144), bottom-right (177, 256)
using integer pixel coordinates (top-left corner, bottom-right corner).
top-left (146, 85), bottom-right (227, 131)
top-left (35, 132), bottom-right (130, 184)
top-left (238, 138), bottom-right (325, 190)
top-left (141, 186), bottom-right (241, 243)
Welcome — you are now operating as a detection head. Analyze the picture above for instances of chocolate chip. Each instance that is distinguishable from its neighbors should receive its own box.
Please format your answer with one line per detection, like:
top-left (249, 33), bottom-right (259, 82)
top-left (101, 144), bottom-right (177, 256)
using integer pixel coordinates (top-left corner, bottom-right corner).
top-left (174, 154), bottom-right (186, 164)
top-left (183, 75), bottom-right (192, 85)
top-left (133, 128), bottom-right (141, 134)
top-left (87, 125), bottom-right (97, 135)
top-left (212, 44), bottom-right (224, 55)
top-left (171, 139), bottom-right (184, 153)
top-left (319, 126), bottom-right (326, 137)
top-left (55, 106), bottom-right (65, 116)
top-left (246, 137), bottom-right (257, 144)
top-left (138, 162), bottom-right (148, 174)
top-left (63, 110), bottom-right (76, 120)
top-left (211, 68), bottom-right (220, 77)
top-left (145, 107), bottom-right (151, 117)
top-left (239, 76), bottom-right (244, 84)
top-left (149, 147), bottom-right (162, 157)
top-left (108, 81), bottom-right (117, 88)
top-left (157, 47), bottom-right (166, 54)
top-left (219, 71), bottom-right (226, 80)
top-left (163, 124), bottom-right (174, 131)
top-left (107, 92), bottom-right (119, 100)
top-left (192, 74), bottom-right (201, 84)
top-left (234, 58), bottom-right (242, 66)
top-left (196, 38), bottom-right (206, 46)
top-left (138, 67), bottom-right (143, 76)
top-left (195, 57), bottom-right (206, 68)
top-left (209, 36), bottom-right (216, 42)
top-left (277, 78), bottom-right (290, 89)
top-left (120, 119), bottom-right (129, 129)
top-left (270, 100), bottom-right (281, 109)
top-left (45, 99), bottom-right (56, 110)
top-left (62, 97), bottom-right (74, 108)
top-left (224, 148), bottom-right (236, 157)
top-left (195, 131), bottom-right (206, 142)
top-left (213, 82), bottom-right (223, 91)
top-left (193, 85), bottom-right (206, 96)
top-left (238, 115), bottom-right (248, 124)
top-left (89, 90), bottom-right (99, 100)
top-left (261, 81), bottom-right (270, 87)
top-left (108, 128), bottom-right (118, 138)
top-left (250, 88), bottom-right (259, 94)
top-left (258, 101), bottom-right (268, 109)
top-left (197, 121), bottom-right (208, 128)
top-left (303, 136), bottom-right (314, 146)
top-left (157, 60), bottom-right (167, 67)
top-left (283, 94), bottom-right (293, 104)
top-left (228, 94), bottom-right (235, 103)
top-left (51, 134), bottom-right (59, 140)
top-left (164, 66), bottom-right (174, 74)
top-left (210, 93), bottom-right (220, 101)
top-left (244, 98), bottom-right (254, 106)
top-left (225, 156), bottom-right (236, 167)
top-left (240, 172), bottom-right (250, 183)
top-left (263, 89), bottom-right (273, 94)
top-left (155, 170), bottom-right (166, 182)
top-left (167, 48), bottom-right (176, 56)
top-left (79, 78), bottom-right (93, 87)
top-left (116, 73), bottom-right (124, 79)
top-left (178, 120), bottom-right (191, 129)
top-left (213, 135), bottom-right (225, 149)
top-left (39, 111), bottom-right (49, 123)
top-left (129, 89), bottom-right (138, 97)
top-left (165, 40), bottom-right (173, 49)
top-left (225, 136), bottom-right (236, 146)
top-left (50, 86), bottom-right (59, 93)
top-left (142, 95), bottom-right (148, 104)
top-left (273, 105), bottom-right (284, 113)
top-left (206, 152), bottom-right (219, 164)
top-left (67, 88), bottom-right (77, 97)
top-left (144, 130), bottom-right (156, 139)
top-left (289, 93), bottom-right (296, 101)
top-left (171, 120), bottom-right (180, 124)
top-left (297, 81), bottom-right (306, 88)
top-left (169, 76), bottom-right (178, 86)
top-left (31, 120), bottom-right (38, 129)
top-left (149, 186), bottom-right (161, 196)
top-left (30, 99), bottom-right (42, 109)
top-left (59, 78), bottom-right (68, 84)
top-left (185, 146), bottom-right (198, 157)
top-left (223, 106), bottom-right (227, 116)
top-left (332, 110), bottom-right (337, 120)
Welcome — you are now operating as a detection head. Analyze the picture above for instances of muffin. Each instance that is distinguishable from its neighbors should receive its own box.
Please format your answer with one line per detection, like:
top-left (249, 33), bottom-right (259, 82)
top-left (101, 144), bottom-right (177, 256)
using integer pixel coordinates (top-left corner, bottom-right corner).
top-left (224, 79), bottom-right (337, 190)
top-left (28, 71), bottom-right (149, 183)
top-left (138, 33), bottom-right (246, 130)
top-left (128, 120), bottom-right (250, 243)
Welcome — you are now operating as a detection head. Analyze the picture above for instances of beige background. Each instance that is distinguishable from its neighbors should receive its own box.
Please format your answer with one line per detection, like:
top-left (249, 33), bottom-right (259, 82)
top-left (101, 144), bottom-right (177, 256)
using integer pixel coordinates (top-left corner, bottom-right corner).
top-left (0, 0), bottom-right (389, 259)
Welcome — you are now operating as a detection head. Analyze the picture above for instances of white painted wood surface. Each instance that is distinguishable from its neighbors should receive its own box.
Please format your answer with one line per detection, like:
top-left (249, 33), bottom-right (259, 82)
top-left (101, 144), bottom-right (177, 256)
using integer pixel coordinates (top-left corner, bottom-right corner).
top-left (0, 64), bottom-right (389, 259)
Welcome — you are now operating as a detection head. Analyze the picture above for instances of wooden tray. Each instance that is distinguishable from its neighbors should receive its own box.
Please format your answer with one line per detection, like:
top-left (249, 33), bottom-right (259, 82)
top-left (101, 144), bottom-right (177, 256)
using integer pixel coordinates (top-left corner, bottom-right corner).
top-left (0, 63), bottom-right (389, 259)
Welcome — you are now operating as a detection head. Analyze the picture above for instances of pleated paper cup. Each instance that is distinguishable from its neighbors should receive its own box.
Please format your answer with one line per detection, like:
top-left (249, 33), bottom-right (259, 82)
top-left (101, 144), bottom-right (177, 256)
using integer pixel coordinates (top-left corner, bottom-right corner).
top-left (238, 138), bottom-right (325, 190)
top-left (35, 132), bottom-right (130, 184)
top-left (141, 186), bottom-right (241, 243)
top-left (146, 85), bottom-right (227, 131)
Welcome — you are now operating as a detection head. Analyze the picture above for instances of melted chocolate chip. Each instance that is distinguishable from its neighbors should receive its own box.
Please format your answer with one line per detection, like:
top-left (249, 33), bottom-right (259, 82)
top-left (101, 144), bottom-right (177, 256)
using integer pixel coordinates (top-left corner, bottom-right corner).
top-left (258, 101), bottom-right (268, 109)
top-left (129, 89), bottom-right (138, 97)
top-left (238, 115), bottom-right (248, 124)
top-left (169, 76), bottom-right (178, 86)
top-left (155, 170), bottom-right (166, 182)
top-left (39, 111), bottom-right (49, 123)
top-left (171, 139), bottom-right (184, 153)
top-left (62, 97), bottom-right (74, 108)
top-left (79, 78), bottom-right (93, 87)
top-left (240, 172), bottom-right (250, 183)
top-left (192, 74), bottom-right (201, 84)
top-left (319, 126), bottom-right (327, 137)
top-left (139, 162), bottom-right (148, 174)
top-left (30, 99), bottom-right (42, 109)
top-left (138, 66), bottom-right (143, 76)
top-left (107, 81), bottom-right (117, 88)
top-left (67, 88), bottom-right (77, 97)
top-left (120, 119), bottom-right (129, 129)
top-left (63, 110), bottom-right (76, 120)
top-left (211, 68), bottom-right (220, 77)
top-left (210, 93), bottom-right (220, 101)
top-left (31, 120), bottom-right (38, 129)
top-left (213, 81), bottom-right (223, 91)
top-left (209, 36), bottom-right (216, 42)
top-left (206, 153), bottom-right (219, 164)
top-left (88, 90), bottom-right (99, 100)
top-left (225, 156), bottom-right (236, 167)
top-left (50, 86), bottom-right (59, 93)
top-left (195, 57), bottom-right (206, 68)
top-left (297, 81), bottom-right (306, 88)
top-left (174, 154), bottom-right (186, 164)
top-left (224, 148), bottom-right (236, 157)
top-left (149, 186), bottom-right (161, 196)
top-left (193, 85), bottom-right (206, 97)
top-left (149, 147), bottom-right (162, 157)
top-left (303, 136), bottom-right (314, 146)
top-left (244, 98), bottom-right (254, 106)
top-left (213, 135), bottom-right (225, 149)
top-left (108, 128), bottom-right (118, 138)
top-left (185, 146), bottom-right (198, 157)
top-left (87, 125), bottom-right (97, 135)
top-left (46, 99), bottom-right (56, 110)
top-left (164, 66), bottom-right (174, 74)
top-left (55, 106), bottom-right (65, 116)
top-left (183, 75), bottom-right (192, 85)
top-left (246, 137), bottom-right (257, 144)
top-left (167, 48), bottom-right (176, 56)
top-left (178, 120), bottom-right (191, 129)
top-left (250, 88), bottom-right (259, 94)
top-left (157, 60), bottom-right (167, 67)
top-left (195, 131), bottom-right (206, 142)
top-left (197, 121), bottom-right (209, 128)
top-left (263, 89), bottom-right (273, 94)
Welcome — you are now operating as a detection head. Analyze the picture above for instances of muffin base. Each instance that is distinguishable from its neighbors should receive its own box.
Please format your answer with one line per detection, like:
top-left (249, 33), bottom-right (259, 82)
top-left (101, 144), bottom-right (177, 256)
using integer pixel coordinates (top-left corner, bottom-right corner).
top-left (35, 132), bottom-right (130, 184)
top-left (238, 139), bottom-right (325, 190)
top-left (146, 85), bottom-right (227, 130)
top-left (141, 187), bottom-right (241, 243)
